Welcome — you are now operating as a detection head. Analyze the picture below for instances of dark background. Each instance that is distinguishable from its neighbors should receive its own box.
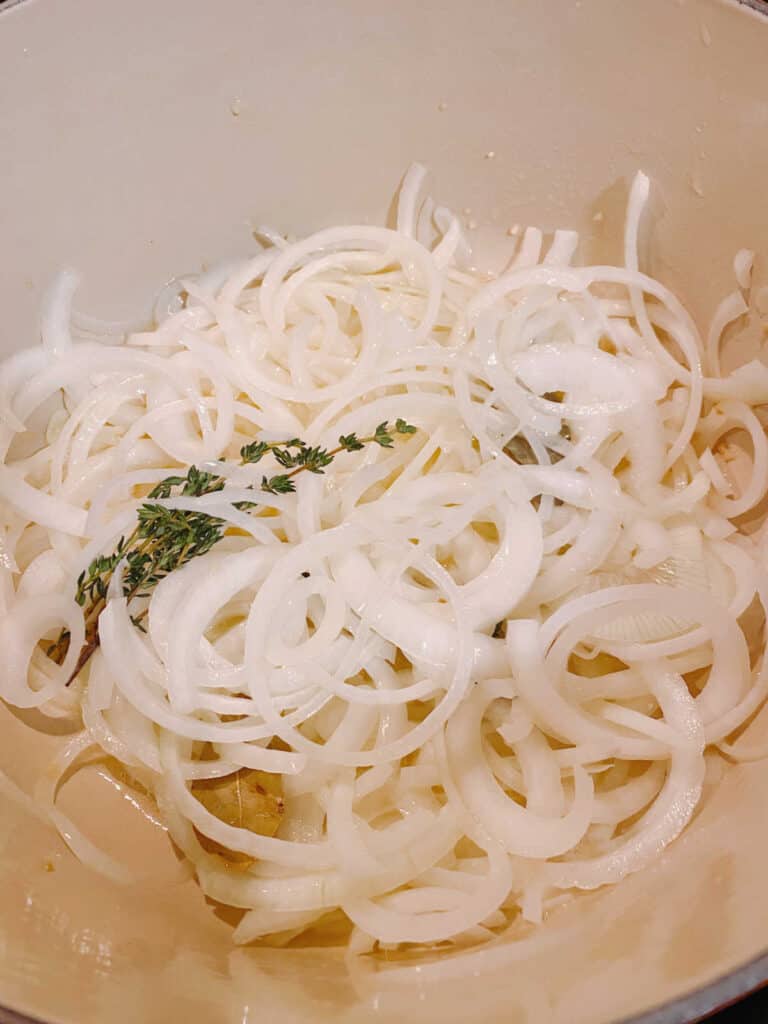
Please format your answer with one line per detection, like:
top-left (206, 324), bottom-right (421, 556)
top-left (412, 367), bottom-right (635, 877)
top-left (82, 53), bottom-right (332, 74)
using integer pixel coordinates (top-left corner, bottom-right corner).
top-left (706, 986), bottom-right (768, 1023)
top-left (708, 987), bottom-right (765, 1019)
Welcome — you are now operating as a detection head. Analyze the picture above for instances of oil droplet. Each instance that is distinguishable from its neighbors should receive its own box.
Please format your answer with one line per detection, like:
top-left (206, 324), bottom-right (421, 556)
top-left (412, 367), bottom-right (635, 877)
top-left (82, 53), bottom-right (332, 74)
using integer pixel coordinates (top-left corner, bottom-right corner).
top-left (467, 219), bottom-right (478, 230)
top-left (230, 97), bottom-right (242, 117)
top-left (700, 23), bottom-right (712, 46)
top-left (438, 101), bottom-right (448, 112)
top-left (507, 224), bottom-right (521, 236)
top-left (689, 172), bottom-right (705, 198)
top-left (592, 211), bottom-right (604, 223)
top-left (484, 151), bottom-right (496, 160)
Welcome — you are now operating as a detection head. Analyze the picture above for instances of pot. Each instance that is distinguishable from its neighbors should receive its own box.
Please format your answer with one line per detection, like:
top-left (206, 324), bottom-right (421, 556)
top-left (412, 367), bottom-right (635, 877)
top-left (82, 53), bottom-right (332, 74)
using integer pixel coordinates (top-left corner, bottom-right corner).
top-left (1, 1), bottom-right (767, 1022)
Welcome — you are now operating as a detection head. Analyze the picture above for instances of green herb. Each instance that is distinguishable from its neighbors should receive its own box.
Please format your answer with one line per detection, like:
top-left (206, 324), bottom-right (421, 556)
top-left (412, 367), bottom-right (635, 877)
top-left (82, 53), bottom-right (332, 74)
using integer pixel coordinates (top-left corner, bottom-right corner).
top-left (338, 434), bottom-right (365, 452)
top-left (50, 420), bottom-right (417, 685)
top-left (373, 421), bottom-right (395, 448)
top-left (260, 473), bottom-right (295, 495)
top-left (395, 418), bottom-right (417, 435)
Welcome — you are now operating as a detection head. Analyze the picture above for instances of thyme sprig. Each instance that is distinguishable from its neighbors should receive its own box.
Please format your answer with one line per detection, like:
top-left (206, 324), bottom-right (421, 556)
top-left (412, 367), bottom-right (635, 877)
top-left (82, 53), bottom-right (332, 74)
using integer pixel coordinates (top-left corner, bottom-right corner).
top-left (48, 420), bottom-right (416, 685)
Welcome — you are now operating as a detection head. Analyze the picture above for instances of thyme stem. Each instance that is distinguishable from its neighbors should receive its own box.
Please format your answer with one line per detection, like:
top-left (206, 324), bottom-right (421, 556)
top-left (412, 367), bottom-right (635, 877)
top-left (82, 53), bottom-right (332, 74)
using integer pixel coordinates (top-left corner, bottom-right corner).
top-left (51, 419), bottom-right (417, 685)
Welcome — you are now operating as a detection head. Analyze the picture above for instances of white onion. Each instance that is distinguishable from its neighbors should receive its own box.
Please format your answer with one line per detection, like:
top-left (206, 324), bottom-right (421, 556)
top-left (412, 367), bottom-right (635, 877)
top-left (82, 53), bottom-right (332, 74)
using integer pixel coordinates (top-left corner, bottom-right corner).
top-left (0, 165), bottom-right (765, 954)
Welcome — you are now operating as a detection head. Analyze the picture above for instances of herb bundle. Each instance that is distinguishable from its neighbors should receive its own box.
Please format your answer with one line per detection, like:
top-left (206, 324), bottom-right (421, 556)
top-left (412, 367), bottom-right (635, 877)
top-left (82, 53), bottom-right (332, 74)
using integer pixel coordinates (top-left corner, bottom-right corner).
top-left (49, 419), bottom-right (417, 684)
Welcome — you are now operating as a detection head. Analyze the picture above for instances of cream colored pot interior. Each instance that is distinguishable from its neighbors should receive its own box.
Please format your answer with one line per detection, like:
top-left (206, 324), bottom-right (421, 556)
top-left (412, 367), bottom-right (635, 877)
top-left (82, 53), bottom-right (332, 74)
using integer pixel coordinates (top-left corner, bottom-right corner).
top-left (2, 1), bottom-right (768, 1022)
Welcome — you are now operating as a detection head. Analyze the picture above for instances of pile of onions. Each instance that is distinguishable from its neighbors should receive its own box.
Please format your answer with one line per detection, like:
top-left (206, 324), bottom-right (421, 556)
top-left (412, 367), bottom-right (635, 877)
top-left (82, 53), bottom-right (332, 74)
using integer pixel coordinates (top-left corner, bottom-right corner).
top-left (1, 164), bottom-right (767, 952)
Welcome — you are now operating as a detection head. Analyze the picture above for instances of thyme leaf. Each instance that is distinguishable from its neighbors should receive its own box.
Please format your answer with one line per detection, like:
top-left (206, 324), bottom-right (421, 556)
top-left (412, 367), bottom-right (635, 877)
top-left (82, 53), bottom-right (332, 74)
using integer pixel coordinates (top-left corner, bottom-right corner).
top-left (51, 420), bottom-right (417, 685)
